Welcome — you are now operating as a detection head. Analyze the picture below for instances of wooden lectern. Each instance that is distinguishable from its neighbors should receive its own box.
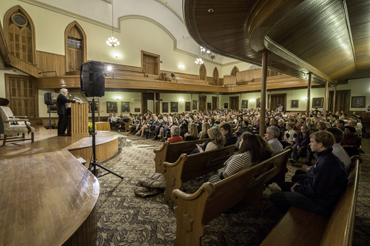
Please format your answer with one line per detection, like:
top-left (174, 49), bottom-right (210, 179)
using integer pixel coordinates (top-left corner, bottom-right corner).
top-left (69, 103), bottom-right (89, 137)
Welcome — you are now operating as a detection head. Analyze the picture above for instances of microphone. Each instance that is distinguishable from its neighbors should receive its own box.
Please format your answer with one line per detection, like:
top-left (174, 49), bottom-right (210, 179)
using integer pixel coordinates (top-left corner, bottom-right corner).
top-left (70, 94), bottom-right (83, 102)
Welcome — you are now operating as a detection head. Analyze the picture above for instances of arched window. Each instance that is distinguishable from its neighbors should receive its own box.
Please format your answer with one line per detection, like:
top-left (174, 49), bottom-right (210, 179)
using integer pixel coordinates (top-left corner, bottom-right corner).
top-left (4, 6), bottom-right (36, 64)
top-left (213, 67), bottom-right (219, 85)
top-left (231, 66), bottom-right (239, 76)
top-left (65, 21), bottom-right (87, 73)
top-left (199, 64), bottom-right (207, 80)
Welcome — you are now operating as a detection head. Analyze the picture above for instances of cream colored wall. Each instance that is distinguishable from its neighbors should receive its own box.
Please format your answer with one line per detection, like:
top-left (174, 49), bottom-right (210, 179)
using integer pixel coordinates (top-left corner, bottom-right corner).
top-left (220, 62), bottom-right (254, 77)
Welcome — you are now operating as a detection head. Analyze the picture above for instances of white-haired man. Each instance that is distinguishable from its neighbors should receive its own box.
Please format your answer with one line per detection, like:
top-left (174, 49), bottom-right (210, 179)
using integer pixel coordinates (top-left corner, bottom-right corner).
top-left (57, 88), bottom-right (76, 136)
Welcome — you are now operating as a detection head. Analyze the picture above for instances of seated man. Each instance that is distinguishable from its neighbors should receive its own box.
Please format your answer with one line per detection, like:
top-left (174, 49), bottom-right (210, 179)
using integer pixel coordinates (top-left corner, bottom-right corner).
top-left (144, 115), bottom-right (160, 139)
top-left (271, 131), bottom-right (348, 215)
top-left (265, 126), bottom-right (283, 155)
top-left (341, 126), bottom-right (361, 156)
top-left (219, 122), bottom-right (237, 146)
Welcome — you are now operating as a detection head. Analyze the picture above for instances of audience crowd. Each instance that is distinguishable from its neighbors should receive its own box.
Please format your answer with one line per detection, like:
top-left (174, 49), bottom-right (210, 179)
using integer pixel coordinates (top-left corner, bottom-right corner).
top-left (110, 107), bottom-right (365, 214)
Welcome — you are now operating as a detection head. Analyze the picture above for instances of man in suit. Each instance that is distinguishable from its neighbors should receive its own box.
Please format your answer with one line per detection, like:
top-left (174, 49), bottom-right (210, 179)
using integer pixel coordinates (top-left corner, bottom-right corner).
top-left (57, 88), bottom-right (77, 136)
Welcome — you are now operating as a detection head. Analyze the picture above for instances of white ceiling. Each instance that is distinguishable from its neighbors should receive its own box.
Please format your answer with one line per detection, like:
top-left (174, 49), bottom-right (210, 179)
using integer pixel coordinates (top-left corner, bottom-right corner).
top-left (34, 0), bottom-right (238, 64)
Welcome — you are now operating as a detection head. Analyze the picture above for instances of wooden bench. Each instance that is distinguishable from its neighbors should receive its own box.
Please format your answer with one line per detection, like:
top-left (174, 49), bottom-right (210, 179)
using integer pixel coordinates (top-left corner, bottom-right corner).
top-left (163, 145), bottom-right (235, 203)
top-left (153, 139), bottom-right (208, 173)
top-left (260, 156), bottom-right (361, 246)
top-left (172, 147), bottom-right (293, 246)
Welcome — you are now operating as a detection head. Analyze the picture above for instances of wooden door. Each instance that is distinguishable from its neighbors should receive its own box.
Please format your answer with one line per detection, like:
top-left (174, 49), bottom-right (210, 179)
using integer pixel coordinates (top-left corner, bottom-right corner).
top-left (199, 96), bottom-right (207, 111)
top-left (5, 74), bottom-right (37, 119)
top-left (270, 94), bottom-right (286, 111)
top-left (68, 46), bottom-right (82, 72)
top-left (329, 90), bottom-right (350, 113)
top-left (199, 64), bottom-right (206, 80)
top-left (229, 96), bottom-right (239, 110)
top-left (142, 52), bottom-right (159, 75)
top-left (212, 96), bottom-right (218, 110)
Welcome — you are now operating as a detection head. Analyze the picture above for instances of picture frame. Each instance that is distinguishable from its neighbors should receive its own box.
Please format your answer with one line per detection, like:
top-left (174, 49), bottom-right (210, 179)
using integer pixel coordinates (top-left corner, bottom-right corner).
top-left (134, 108), bottom-right (140, 113)
top-left (106, 101), bottom-right (117, 114)
top-left (291, 100), bottom-right (299, 108)
top-left (351, 96), bottom-right (366, 108)
top-left (241, 100), bottom-right (248, 109)
top-left (192, 100), bottom-right (198, 110)
top-left (170, 102), bottom-right (178, 112)
top-left (88, 101), bottom-right (98, 113)
top-left (224, 103), bottom-right (228, 109)
top-left (207, 102), bottom-right (212, 110)
top-left (185, 102), bottom-right (191, 111)
top-left (162, 102), bottom-right (169, 113)
top-left (47, 100), bottom-right (57, 113)
top-left (312, 98), bottom-right (324, 108)
top-left (256, 98), bottom-right (261, 108)
top-left (121, 101), bottom-right (130, 113)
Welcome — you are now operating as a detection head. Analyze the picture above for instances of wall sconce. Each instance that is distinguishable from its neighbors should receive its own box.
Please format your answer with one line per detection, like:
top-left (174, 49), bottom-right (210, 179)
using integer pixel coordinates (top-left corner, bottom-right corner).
top-left (106, 66), bottom-right (113, 71)
top-left (302, 97), bottom-right (308, 100)
top-left (179, 65), bottom-right (185, 70)
top-left (114, 95), bottom-right (122, 100)
top-left (112, 52), bottom-right (121, 59)
top-left (250, 99), bottom-right (256, 102)
top-left (179, 98), bottom-right (184, 102)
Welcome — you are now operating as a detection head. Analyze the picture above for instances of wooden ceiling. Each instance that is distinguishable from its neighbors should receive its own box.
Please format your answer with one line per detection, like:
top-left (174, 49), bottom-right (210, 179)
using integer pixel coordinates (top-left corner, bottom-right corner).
top-left (184, 0), bottom-right (370, 85)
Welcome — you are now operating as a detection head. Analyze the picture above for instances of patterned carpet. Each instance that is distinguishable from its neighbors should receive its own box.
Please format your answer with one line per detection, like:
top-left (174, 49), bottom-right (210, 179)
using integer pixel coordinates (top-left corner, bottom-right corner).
top-left (95, 133), bottom-right (370, 246)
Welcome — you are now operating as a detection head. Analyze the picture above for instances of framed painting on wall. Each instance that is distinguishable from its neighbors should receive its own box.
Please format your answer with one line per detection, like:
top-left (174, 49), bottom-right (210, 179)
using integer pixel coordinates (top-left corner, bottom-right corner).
top-left (241, 100), bottom-right (248, 108)
top-left (135, 108), bottom-right (140, 113)
top-left (192, 100), bottom-right (197, 110)
top-left (291, 100), bottom-right (299, 108)
top-left (121, 102), bottom-right (130, 113)
top-left (185, 102), bottom-right (191, 111)
top-left (88, 101), bottom-right (98, 113)
top-left (170, 102), bottom-right (178, 112)
top-left (351, 96), bottom-right (366, 108)
top-left (256, 98), bottom-right (261, 108)
top-left (107, 101), bottom-right (117, 114)
top-left (162, 102), bottom-right (169, 113)
top-left (312, 98), bottom-right (324, 108)
top-left (47, 100), bottom-right (57, 113)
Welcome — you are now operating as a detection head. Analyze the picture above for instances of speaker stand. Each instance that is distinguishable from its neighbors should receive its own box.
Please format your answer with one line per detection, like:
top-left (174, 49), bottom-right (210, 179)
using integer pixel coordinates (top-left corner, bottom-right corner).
top-left (48, 105), bottom-right (52, 130)
top-left (90, 97), bottom-right (123, 179)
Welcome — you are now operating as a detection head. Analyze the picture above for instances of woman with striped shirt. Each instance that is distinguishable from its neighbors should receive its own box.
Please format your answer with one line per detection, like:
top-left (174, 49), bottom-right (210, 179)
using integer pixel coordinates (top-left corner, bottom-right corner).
top-left (208, 133), bottom-right (263, 183)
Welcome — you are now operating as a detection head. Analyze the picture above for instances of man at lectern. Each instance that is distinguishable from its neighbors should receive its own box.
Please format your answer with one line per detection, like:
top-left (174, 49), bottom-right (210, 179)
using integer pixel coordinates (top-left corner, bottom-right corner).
top-left (57, 88), bottom-right (77, 136)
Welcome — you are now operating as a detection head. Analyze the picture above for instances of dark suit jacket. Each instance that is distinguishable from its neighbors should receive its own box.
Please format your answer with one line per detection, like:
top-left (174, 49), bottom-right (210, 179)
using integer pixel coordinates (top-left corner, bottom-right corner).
top-left (57, 94), bottom-right (75, 115)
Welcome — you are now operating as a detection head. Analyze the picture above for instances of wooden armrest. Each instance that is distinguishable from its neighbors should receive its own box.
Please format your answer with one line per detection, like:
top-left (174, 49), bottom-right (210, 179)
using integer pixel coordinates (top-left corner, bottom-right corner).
top-left (172, 182), bottom-right (215, 201)
top-left (13, 116), bottom-right (28, 119)
top-left (4, 119), bottom-right (29, 122)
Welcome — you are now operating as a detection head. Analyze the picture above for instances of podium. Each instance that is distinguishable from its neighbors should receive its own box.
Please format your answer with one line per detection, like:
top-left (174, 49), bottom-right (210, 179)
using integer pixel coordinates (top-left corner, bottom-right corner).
top-left (69, 103), bottom-right (89, 137)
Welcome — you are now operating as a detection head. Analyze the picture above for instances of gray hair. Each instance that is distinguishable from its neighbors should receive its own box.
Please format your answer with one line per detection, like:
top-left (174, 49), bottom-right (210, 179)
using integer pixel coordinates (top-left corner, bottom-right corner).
top-left (60, 88), bottom-right (68, 94)
top-left (267, 126), bottom-right (280, 138)
top-left (171, 126), bottom-right (180, 136)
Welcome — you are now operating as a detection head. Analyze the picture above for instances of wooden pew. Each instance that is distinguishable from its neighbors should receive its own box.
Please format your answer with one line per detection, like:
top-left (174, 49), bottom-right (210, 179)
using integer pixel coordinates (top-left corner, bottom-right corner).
top-left (163, 145), bottom-right (235, 203)
top-left (172, 148), bottom-right (293, 246)
top-left (153, 139), bottom-right (208, 173)
top-left (260, 156), bottom-right (361, 246)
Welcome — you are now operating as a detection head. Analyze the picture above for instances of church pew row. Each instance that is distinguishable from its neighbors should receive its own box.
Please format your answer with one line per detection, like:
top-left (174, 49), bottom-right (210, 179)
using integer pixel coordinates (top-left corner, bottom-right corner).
top-left (153, 139), bottom-right (209, 173)
top-left (172, 147), bottom-right (293, 246)
top-left (260, 156), bottom-right (361, 246)
top-left (163, 145), bottom-right (235, 203)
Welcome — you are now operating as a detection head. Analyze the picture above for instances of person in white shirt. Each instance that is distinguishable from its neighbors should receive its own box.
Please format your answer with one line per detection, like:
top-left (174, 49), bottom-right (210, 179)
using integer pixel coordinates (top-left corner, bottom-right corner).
top-left (326, 127), bottom-right (351, 170)
top-left (265, 126), bottom-right (283, 155)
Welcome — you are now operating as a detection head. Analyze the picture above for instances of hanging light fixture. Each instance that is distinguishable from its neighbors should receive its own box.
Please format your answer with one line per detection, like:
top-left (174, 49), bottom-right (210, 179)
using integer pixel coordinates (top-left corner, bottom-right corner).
top-left (195, 46), bottom-right (204, 64)
top-left (106, 0), bottom-right (120, 47)
top-left (199, 46), bottom-right (217, 60)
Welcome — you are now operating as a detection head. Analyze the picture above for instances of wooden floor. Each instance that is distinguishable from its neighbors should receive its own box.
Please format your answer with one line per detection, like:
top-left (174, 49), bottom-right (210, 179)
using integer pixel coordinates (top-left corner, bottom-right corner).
top-left (0, 126), bottom-right (119, 246)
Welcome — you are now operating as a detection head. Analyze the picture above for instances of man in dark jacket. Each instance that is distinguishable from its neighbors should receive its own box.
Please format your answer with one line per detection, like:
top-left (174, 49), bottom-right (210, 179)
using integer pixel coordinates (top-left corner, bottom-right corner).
top-left (270, 131), bottom-right (348, 215)
top-left (220, 123), bottom-right (237, 146)
top-left (57, 88), bottom-right (77, 136)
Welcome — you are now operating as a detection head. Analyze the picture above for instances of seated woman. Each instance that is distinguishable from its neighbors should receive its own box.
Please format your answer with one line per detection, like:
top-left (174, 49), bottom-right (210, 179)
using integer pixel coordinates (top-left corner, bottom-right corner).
top-left (341, 126), bottom-right (361, 157)
top-left (289, 125), bottom-right (310, 164)
top-left (198, 123), bottom-right (211, 139)
top-left (184, 123), bottom-right (198, 141)
top-left (255, 134), bottom-right (273, 161)
top-left (167, 126), bottom-right (183, 143)
top-left (208, 133), bottom-right (263, 183)
top-left (197, 127), bottom-right (225, 153)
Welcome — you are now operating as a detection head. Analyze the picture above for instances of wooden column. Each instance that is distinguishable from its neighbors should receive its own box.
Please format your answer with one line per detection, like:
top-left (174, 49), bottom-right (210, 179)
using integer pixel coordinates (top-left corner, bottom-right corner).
top-left (268, 91), bottom-right (272, 110)
top-left (324, 81), bottom-right (329, 116)
top-left (332, 84), bottom-right (337, 113)
top-left (259, 50), bottom-right (268, 136)
top-left (306, 72), bottom-right (312, 117)
top-left (153, 92), bottom-right (156, 114)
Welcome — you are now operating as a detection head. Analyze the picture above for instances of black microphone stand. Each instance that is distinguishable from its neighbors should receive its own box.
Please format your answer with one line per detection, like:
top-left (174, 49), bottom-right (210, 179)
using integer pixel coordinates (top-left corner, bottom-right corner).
top-left (90, 97), bottom-right (123, 179)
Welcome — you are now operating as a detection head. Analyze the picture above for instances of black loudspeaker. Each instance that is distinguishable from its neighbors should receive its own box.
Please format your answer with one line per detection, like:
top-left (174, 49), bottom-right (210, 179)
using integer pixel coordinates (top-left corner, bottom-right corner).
top-left (80, 61), bottom-right (105, 97)
top-left (44, 92), bottom-right (54, 105)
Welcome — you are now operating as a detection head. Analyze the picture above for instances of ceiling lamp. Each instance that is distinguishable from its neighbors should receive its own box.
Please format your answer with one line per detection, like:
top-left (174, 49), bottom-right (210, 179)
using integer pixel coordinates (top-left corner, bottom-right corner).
top-left (200, 46), bottom-right (217, 60)
top-left (195, 57), bottom-right (203, 65)
top-left (207, 52), bottom-right (217, 60)
top-left (106, 0), bottom-right (120, 47)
